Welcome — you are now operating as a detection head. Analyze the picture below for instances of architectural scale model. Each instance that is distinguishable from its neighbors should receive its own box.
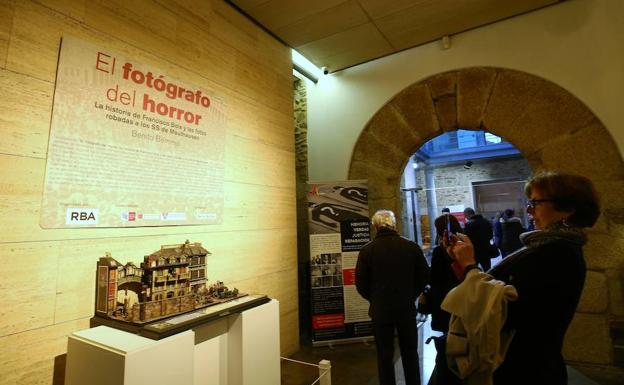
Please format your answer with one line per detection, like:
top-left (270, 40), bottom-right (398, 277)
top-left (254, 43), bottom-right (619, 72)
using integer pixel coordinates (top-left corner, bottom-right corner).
top-left (95, 240), bottom-right (242, 324)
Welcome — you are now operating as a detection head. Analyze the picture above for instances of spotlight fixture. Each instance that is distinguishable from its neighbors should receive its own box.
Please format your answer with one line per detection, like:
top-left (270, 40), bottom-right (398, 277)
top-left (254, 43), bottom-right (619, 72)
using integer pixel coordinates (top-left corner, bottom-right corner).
top-left (463, 161), bottom-right (473, 170)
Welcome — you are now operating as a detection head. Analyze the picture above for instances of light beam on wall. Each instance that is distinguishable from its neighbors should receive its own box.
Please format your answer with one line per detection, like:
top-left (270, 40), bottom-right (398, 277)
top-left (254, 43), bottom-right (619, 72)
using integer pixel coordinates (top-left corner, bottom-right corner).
top-left (292, 49), bottom-right (323, 84)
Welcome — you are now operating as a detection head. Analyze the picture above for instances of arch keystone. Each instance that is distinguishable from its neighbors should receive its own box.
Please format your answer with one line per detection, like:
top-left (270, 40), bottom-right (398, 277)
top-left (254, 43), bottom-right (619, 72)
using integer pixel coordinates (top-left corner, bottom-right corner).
top-left (457, 67), bottom-right (497, 129)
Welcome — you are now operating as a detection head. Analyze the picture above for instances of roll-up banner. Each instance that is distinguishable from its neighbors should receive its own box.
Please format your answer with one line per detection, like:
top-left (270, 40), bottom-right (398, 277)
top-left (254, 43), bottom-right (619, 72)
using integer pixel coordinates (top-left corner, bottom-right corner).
top-left (307, 181), bottom-right (373, 345)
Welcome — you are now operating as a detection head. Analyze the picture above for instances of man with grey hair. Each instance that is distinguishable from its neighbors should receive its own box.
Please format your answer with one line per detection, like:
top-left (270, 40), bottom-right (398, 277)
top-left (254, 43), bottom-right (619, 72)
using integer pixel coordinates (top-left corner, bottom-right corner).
top-left (355, 209), bottom-right (430, 385)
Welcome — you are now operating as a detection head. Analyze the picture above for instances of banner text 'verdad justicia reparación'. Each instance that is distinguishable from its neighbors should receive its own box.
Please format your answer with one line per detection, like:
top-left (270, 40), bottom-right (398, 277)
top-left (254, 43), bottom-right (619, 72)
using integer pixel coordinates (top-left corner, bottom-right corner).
top-left (40, 35), bottom-right (226, 228)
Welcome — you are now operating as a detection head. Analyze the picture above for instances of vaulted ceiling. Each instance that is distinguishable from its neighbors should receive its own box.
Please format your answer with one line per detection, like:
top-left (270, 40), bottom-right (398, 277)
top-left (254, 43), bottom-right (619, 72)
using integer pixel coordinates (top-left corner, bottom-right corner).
top-left (228, 0), bottom-right (565, 73)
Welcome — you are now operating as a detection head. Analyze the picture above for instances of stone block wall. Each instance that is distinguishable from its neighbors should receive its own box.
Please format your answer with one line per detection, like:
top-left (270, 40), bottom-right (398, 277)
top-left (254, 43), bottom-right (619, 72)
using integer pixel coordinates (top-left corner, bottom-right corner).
top-left (413, 157), bottom-right (531, 211)
top-left (144, 301), bottom-right (162, 321)
top-left (294, 78), bottom-right (312, 339)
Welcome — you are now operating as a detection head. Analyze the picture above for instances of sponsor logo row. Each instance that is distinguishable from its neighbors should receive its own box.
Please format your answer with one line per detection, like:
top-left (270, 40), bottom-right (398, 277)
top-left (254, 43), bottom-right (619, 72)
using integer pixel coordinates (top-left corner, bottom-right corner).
top-left (65, 208), bottom-right (217, 225)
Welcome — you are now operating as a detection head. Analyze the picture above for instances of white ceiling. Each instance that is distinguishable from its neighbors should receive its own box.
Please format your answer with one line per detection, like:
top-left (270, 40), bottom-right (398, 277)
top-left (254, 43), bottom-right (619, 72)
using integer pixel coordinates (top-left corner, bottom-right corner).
top-left (229, 0), bottom-right (565, 73)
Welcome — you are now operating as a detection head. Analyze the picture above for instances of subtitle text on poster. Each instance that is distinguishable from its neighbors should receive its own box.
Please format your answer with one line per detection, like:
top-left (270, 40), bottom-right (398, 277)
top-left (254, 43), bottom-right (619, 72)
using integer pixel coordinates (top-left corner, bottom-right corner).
top-left (340, 219), bottom-right (371, 251)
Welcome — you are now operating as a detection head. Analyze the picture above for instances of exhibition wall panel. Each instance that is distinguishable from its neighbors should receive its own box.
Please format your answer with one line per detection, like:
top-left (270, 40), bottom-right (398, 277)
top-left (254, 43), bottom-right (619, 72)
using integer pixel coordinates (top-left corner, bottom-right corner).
top-left (0, 1), bottom-right (297, 384)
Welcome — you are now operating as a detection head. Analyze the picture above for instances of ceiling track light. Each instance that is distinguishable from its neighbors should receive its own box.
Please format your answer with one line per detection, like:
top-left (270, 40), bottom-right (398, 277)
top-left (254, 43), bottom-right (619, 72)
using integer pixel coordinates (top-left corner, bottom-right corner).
top-left (293, 63), bottom-right (318, 84)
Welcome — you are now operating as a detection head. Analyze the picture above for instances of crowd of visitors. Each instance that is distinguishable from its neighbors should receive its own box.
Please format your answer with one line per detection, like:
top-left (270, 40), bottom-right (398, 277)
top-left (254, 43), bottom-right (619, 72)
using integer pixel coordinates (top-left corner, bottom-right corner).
top-left (354, 171), bottom-right (600, 385)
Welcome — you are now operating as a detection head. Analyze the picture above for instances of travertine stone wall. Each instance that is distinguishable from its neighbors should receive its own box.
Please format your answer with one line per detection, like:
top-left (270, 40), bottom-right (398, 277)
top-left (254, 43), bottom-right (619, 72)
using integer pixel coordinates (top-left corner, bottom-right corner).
top-left (349, 67), bottom-right (624, 366)
top-left (0, 1), bottom-right (297, 384)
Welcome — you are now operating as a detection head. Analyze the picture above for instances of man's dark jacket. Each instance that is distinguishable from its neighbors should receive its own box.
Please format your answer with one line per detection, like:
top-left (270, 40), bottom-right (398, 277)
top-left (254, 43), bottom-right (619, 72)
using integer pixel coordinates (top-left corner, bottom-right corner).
top-left (355, 227), bottom-right (430, 321)
top-left (464, 214), bottom-right (494, 262)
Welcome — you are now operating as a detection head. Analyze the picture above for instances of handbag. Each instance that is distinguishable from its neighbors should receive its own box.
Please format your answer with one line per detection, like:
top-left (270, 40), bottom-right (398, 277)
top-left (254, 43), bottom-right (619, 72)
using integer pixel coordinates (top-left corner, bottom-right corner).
top-left (487, 243), bottom-right (500, 258)
top-left (426, 335), bottom-right (463, 385)
top-left (417, 286), bottom-right (432, 314)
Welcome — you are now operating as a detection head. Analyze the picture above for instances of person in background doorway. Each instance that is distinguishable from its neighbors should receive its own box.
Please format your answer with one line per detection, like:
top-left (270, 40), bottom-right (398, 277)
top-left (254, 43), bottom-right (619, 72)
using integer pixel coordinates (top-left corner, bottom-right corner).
top-left (463, 207), bottom-right (494, 271)
top-left (356, 209), bottom-right (430, 385)
top-left (527, 213), bottom-right (536, 232)
top-left (424, 213), bottom-right (463, 385)
top-left (434, 207), bottom-right (452, 245)
top-left (493, 211), bottom-right (504, 255)
top-left (500, 208), bottom-right (524, 256)
top-left (445, 171), bottom-right (600, 385)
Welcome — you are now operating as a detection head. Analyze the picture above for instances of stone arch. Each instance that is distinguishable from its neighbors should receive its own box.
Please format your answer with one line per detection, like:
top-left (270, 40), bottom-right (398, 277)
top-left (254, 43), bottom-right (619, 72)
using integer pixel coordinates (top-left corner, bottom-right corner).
top-left (348, 67), bottom-right (624, 366)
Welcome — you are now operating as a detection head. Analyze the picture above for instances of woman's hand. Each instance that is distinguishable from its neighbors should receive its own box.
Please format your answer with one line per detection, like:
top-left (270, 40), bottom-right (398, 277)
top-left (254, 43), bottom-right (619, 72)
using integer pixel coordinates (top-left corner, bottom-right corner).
top-left (444, 232), bottom-right (476, 269)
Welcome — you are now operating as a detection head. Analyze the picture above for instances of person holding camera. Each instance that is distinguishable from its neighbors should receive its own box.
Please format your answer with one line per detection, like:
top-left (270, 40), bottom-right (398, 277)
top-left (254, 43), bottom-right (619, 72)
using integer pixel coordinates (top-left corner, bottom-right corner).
top-left (423, 213), bottom-right (463, 385)
top-left (444, 171), bottom-right (600, 385)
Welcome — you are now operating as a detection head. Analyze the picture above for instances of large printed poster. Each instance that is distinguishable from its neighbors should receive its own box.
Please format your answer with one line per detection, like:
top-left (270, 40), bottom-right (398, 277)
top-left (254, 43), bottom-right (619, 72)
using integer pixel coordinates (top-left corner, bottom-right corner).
top-left (308, 181), bottom-right (373, 343)
top-left (40, 35), bottom-right (226, 228)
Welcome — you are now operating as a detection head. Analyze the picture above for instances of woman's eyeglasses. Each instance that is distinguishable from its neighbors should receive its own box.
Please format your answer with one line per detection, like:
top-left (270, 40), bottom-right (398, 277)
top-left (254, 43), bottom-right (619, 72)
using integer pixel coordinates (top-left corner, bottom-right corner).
top-left (527, 199), bottom-right (554, 209)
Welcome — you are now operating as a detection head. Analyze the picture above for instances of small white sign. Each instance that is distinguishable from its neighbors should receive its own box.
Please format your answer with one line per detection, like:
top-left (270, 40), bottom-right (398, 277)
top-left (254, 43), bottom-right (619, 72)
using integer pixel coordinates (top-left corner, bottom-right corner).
top-left (195, 212), bottom-right (217, 220)
top-left (66, 208), bottom-right (99, 225)
top-left (447, 204), bottom-right (465, 213)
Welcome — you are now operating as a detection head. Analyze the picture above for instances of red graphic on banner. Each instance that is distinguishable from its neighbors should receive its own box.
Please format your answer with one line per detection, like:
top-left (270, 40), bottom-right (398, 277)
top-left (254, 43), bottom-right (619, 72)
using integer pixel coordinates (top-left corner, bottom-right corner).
top-left (342, 268), bottom-right (355, 285)
top-left (128, 212), bottom-right (136, 221)
top-left (312, 314), bottom-right (345, 329)
top-left (452, 212), bottom-right (466, 227)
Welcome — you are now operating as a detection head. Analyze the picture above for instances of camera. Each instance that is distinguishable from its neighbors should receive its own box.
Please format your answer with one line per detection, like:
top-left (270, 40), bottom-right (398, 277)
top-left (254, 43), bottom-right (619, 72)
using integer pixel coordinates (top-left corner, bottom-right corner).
top-left (445, 213), bottom-right (453, 243)
top-left (321, 66), bottom-right (329, 75)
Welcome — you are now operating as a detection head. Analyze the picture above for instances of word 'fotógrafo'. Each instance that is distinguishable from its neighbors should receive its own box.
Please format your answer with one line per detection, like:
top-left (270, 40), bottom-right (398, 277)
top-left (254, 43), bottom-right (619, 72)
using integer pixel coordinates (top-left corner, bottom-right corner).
top-left (115, 62), bottom-right (212, 125)
top-left (122, 62), bottom-right (210, 108)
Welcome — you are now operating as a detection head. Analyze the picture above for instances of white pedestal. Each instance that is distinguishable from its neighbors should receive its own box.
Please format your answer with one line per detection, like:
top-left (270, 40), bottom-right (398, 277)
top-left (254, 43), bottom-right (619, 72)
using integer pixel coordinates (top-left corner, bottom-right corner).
top-left (66, 327), bottom-right (194, 385)
top-left (227, 299), bottom-right (281, 385)
top-left (66, 299), bottom-right (280, 385)
top-left (194, 317), bottom-right (230, 385)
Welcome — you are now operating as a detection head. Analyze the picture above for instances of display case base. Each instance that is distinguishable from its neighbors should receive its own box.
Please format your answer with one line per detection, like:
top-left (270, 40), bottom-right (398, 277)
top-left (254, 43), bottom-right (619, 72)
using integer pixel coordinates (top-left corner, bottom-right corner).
top-left (91, 294), bottom-right (270, 340)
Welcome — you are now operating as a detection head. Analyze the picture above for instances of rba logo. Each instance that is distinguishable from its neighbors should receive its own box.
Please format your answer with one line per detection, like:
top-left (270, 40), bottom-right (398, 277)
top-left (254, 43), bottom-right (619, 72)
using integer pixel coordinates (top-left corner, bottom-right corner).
top-left (66, 208), bottom-right (99, 225)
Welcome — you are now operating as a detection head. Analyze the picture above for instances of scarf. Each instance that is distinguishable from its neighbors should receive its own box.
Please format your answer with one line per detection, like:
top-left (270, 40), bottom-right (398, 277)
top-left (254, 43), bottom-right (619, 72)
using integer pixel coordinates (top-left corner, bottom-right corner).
top-left (489, 220), bottom-right (586, 276)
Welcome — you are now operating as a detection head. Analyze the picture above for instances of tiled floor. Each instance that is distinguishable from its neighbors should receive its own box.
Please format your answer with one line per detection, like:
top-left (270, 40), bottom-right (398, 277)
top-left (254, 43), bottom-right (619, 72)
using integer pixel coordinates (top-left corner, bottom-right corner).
top-left (281, 316), bottom-right (624, 385)
top-left (279, 317), bottom-right (438, 385)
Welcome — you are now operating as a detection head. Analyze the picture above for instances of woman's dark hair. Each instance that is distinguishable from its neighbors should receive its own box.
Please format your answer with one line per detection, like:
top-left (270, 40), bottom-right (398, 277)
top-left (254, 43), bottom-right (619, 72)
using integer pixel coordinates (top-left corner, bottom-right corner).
top-left (525, 171), bottom-right (601, 228)
top-left (434, 213), bottom-right (462, 238)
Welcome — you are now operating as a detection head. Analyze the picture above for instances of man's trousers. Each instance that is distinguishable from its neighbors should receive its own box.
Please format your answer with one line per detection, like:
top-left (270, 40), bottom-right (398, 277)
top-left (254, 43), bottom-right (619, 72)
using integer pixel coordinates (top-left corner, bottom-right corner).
top-left (372, 317), bottom-right (421, 385)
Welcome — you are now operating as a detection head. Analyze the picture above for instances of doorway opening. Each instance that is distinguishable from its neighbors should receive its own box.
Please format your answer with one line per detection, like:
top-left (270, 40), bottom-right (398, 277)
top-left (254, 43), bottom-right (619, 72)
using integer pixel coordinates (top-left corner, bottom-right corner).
top-left (400, 129), bottom-right (531, 257)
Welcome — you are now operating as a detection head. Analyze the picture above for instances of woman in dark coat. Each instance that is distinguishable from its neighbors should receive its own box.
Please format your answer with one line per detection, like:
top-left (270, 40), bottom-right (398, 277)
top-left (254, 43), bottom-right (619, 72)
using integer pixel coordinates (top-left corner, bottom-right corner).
top-left (445, 172), bottom-right (600, 385)
top-left (426, 213), bottom-right (463, 385)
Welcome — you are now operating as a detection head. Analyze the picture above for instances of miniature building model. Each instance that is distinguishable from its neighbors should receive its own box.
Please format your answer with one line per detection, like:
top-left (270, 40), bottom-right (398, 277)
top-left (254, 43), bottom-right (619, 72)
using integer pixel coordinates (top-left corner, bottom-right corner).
top-left (96, 253), bottom-right (145, 318)
top-left (95, 240), bottom-right (240, 324)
